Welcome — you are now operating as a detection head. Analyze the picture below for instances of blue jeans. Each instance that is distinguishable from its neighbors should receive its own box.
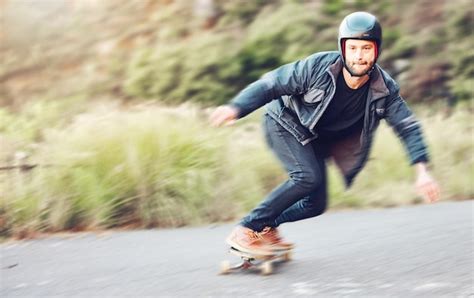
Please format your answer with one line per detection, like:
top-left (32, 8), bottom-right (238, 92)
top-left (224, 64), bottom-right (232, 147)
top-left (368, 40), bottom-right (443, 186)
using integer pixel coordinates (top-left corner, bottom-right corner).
top-left (240, 114), bottom-right (328, 232)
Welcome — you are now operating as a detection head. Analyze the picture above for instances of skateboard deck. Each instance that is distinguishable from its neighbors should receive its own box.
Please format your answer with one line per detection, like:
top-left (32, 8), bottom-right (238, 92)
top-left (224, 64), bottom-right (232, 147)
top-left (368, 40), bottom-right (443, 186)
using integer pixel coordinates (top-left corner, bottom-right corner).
top-left (220, 246), bottom-right (293, 275)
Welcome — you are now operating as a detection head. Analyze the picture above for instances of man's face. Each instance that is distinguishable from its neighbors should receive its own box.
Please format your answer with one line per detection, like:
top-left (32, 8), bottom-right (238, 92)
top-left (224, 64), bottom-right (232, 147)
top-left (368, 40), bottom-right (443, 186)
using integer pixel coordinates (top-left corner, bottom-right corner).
top-left (344, 39), bottom-right (376, 76)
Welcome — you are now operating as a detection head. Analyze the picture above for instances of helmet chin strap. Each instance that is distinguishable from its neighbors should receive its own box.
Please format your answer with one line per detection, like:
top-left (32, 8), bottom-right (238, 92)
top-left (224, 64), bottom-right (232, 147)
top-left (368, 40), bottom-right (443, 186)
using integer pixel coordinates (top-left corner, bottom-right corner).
top-left (343, 61), bottom-right (375, 77)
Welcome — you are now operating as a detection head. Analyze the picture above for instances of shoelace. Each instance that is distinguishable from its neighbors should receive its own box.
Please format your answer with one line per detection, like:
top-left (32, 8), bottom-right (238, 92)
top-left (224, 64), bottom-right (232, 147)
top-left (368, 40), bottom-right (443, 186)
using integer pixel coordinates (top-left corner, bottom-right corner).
top-left (261, 227), bottom-right (282, 242)
top-left (244, 230), bottom-right (263, 242)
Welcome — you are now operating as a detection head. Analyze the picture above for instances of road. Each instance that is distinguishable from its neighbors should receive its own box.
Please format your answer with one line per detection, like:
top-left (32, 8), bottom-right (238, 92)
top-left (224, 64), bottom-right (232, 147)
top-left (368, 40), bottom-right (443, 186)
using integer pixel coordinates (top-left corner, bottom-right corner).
top-left (1, 201), bottom-right (473, 297)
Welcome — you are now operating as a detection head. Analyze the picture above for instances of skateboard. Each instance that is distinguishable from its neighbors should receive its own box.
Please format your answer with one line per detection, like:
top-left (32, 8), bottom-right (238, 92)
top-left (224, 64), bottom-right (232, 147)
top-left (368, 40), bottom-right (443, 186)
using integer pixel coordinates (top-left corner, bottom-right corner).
top-left (220, 246), bottom-right (293, 275)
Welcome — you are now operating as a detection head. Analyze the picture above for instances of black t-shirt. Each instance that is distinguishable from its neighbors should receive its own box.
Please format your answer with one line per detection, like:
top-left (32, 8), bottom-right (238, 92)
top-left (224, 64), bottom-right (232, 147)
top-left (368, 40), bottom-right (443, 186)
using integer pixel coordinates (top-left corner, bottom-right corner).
top-left (315, 72), bottom-right (370, 142)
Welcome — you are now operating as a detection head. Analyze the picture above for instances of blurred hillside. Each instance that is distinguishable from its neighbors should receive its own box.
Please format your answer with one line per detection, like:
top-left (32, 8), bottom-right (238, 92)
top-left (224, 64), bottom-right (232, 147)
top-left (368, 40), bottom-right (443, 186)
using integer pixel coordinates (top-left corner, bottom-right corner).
top-left (0, 0), bottom-right (473, 236)
top-left (1, 0), bottom-right (472, 109)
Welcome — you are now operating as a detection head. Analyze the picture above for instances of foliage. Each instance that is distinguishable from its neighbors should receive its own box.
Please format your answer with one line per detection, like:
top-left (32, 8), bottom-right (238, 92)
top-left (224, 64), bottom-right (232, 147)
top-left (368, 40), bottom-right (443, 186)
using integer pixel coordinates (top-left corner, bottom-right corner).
top-left (124, 34), bottom-right (243, 105)
top-left (0, 94), bottom-right (86, 144)
top-left (445, 0), bottom-right (474, 102)
top-left (1, 0), bottom-right (472, 237)
top-left (1, 105), bottom-right (472, 237)
top-left (124, 3), bottom-right (336, 105)
top-left (122, 0), bottom-right (472, 106)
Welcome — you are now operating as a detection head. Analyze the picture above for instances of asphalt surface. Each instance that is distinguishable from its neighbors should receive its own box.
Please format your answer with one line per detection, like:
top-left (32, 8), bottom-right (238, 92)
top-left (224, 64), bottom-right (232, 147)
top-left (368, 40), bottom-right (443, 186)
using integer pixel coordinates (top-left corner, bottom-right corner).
top-left (1, 201), bottom-right (473, 297)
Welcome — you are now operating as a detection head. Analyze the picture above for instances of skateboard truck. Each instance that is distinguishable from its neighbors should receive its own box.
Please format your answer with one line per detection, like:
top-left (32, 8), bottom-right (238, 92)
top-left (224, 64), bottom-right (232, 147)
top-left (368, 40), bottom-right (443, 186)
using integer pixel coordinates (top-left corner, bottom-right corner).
top-left (220, 247), bottom-right (293, 275)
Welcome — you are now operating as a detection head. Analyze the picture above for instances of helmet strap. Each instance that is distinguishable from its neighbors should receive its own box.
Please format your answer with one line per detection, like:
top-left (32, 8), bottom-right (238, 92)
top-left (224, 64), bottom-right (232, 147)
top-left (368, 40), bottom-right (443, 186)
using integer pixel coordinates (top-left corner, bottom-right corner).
top-left (343, 61), bottom-right (375, 77)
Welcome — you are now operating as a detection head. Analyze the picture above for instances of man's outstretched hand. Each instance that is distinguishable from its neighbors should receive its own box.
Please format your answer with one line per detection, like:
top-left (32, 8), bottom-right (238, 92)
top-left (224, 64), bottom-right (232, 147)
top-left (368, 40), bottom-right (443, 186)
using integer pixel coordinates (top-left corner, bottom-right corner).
top-left (415, 163), bottom-right (441, 203)
top-left (209, 105), bottom-right (239, 127)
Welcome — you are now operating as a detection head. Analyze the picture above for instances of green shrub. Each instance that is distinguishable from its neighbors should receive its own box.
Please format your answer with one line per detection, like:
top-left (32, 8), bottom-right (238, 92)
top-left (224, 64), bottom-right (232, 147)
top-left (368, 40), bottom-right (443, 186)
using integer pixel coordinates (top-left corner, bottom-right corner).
top-left (124, 34), bottom-right (243, 105)
top-left (389, 36), bottom-right (417, 59)
top-left (216, 0), bottom-right (271, 26)
top-left (0, 95), bottom-right (86, 144)
top-left (1, 104), bottom-right (471, 237)
top-left (322, 0), bottom-right (344, 16)
top-left (1, 106), bottom-right (276, 235)
top-left (445, 0), bottom-right (473, 102)
top-left (123, 3), bottom-right (335, 106)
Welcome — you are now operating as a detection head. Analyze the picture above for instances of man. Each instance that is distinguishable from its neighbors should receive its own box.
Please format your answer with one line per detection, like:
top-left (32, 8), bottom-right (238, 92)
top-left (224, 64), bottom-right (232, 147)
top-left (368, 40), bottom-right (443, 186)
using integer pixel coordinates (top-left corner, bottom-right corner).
top-left (209, 12), bottom-right (440, 255)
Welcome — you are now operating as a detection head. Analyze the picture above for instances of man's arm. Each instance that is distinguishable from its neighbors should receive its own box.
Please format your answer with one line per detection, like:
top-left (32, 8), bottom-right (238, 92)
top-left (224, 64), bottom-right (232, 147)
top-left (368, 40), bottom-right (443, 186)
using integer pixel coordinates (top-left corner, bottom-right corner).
top-left (385, 94), bottom-right (428, 165)
top-left (384, 92), bottom-right (440, 203)
top-left (210, 56), bottom-right (317, 126)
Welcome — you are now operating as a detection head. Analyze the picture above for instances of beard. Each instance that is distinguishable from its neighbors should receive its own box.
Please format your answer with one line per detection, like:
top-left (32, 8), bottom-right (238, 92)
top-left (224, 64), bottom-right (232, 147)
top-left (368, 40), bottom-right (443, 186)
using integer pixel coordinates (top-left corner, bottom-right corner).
top-left (344, 60), bottom-right (374, 77)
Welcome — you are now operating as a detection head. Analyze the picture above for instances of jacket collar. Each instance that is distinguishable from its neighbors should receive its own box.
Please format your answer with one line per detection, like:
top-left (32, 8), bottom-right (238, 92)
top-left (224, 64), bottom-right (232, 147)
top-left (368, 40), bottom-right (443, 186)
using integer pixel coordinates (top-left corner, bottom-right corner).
top-left (326, 57), bottom-right (390, 102)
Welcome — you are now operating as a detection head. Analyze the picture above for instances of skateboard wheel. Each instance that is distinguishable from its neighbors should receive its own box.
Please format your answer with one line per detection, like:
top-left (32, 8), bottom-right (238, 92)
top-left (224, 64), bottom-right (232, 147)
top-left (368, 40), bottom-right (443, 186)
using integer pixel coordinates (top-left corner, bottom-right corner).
top-left (220, 260), bottom-right (231, 275)
top-left (261, 261), bottom-right (273, 275)
top-left (283, 251), bottom-right (292, 261)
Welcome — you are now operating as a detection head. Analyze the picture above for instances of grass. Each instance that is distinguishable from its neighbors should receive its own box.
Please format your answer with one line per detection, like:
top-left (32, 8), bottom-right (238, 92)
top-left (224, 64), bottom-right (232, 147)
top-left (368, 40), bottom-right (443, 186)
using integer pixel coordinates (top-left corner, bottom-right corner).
top-left (0, 103), bottom-right (472, 238)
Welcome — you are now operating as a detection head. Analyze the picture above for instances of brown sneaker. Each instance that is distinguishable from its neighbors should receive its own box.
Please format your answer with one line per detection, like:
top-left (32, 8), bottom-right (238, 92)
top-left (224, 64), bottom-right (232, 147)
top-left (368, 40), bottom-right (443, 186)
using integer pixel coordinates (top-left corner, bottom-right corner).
top-left (226, 226), bottom-right (274, 256)
top-left (259, 227), bottom-right (294, 251)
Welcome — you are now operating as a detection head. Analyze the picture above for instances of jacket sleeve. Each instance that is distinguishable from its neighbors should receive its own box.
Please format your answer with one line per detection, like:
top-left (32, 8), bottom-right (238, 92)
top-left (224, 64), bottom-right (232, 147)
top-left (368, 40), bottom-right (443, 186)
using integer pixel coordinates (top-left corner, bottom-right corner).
top-left (230, 57), bottom-right (316, 118)
top-left (384, 91), bottom-right (430, 165)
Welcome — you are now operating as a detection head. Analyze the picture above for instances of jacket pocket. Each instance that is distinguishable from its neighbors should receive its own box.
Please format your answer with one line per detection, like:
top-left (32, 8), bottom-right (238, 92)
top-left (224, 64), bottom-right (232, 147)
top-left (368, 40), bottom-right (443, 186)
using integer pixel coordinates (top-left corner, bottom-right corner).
top-left (278, 107), bottom-right (315, 144)
top-left (303, 88), bottom-right (325, 105)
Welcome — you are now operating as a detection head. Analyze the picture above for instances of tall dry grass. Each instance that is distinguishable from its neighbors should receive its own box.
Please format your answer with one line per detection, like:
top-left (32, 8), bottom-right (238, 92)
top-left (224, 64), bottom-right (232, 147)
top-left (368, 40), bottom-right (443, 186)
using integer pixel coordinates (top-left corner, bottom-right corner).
top-left (1, 104), bottom-right (472, 237)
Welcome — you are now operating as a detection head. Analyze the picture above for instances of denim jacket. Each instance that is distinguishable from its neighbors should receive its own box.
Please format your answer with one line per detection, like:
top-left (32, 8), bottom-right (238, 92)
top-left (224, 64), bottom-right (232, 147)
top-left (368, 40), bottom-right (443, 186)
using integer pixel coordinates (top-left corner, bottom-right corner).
top-left (230, 51), bottom-right (429, 187)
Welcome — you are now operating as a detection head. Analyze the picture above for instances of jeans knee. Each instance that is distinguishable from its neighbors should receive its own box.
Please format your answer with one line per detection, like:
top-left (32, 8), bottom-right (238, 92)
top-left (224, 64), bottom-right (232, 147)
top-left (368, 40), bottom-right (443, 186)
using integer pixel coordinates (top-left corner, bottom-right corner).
top-left (290, 170), bottom-right (321, 191)
top-left (303, 199), bottom-right (327, 217)
top-left (313, 203), bottom-right (327, 216)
